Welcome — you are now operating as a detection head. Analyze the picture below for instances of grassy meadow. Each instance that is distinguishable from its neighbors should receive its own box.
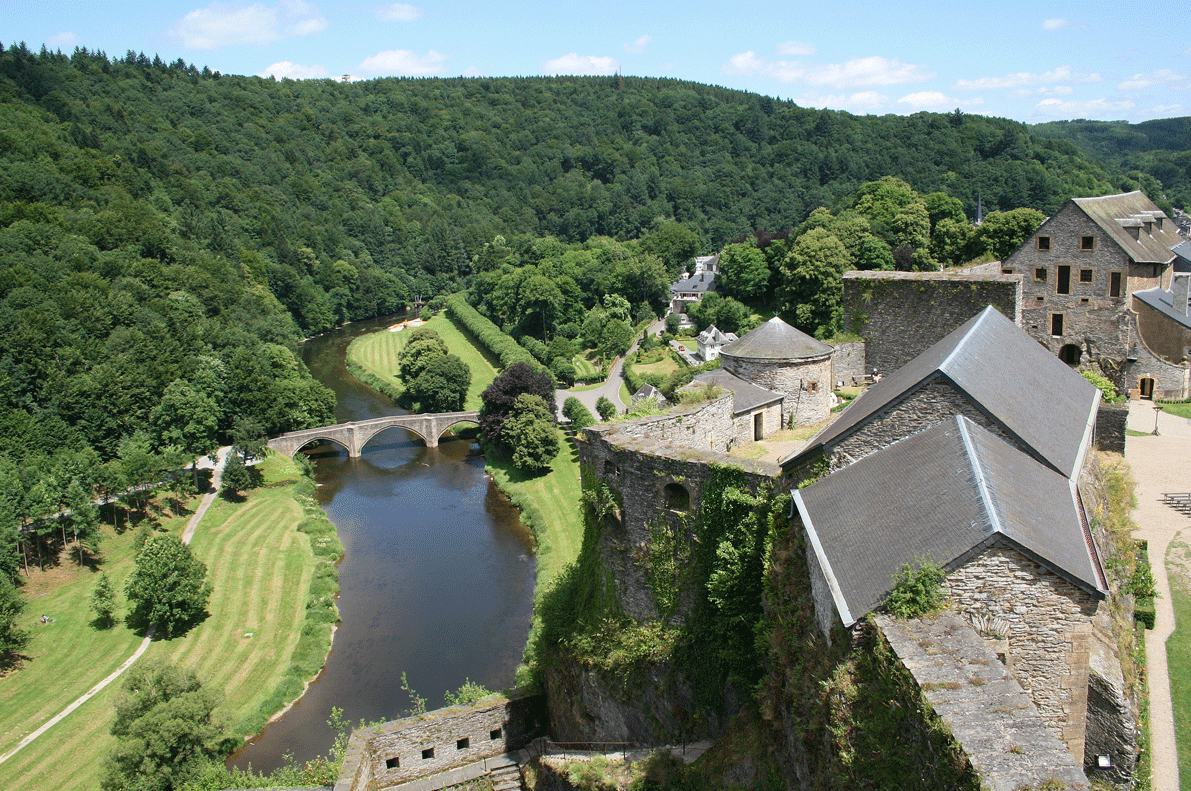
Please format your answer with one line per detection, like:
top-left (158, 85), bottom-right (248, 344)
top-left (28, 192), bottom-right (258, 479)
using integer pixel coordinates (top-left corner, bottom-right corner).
top-left (346, 313), bottom-right (500, 410)
top-left (0, 454), bottom-right (333, 791)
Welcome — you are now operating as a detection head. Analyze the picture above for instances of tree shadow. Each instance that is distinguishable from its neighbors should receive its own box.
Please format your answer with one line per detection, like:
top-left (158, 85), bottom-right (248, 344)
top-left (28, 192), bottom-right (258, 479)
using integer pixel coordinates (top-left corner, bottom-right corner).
top-left (125, 608), bottom-right (211, 640)
top-left (0, 652), bottom-right (30, 676)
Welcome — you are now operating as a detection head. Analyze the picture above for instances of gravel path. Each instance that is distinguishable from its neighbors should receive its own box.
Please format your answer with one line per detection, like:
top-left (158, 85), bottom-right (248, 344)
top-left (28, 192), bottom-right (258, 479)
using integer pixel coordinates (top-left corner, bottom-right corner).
top-left (0, 447), bottom-right (231, 767)
top-left (1124, 400), bottom-right (1185, 791)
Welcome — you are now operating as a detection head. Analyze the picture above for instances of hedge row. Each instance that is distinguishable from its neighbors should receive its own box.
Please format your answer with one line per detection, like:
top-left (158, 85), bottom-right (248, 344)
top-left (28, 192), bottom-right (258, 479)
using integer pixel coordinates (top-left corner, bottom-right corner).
top-left (447, 293), bottom-right (541, 372)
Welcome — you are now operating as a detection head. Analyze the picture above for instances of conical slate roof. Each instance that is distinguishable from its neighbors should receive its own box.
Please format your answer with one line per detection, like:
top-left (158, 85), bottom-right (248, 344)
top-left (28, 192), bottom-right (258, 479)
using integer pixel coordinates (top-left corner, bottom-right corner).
top-left (720, 316), bottom-right (832, 360)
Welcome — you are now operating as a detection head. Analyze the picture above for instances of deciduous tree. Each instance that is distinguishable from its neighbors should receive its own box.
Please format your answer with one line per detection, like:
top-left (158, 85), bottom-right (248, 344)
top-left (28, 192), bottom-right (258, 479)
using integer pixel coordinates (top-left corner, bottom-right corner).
top-left (502, 394), bottom-right (560, 473)
top-left (0, 575), bottom-right (29, 661)
top-left (478, 362), bottom-right (555, 448)
top-left (124, 535), bottom-right (211, 637)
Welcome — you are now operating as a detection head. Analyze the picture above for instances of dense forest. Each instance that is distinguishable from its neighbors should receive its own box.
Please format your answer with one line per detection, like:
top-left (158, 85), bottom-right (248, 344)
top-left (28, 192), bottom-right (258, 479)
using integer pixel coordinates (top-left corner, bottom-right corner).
top-left (1032, 116), bottom-right (1191, 211)
top-left (1, 38), bottom-right (1188, 577)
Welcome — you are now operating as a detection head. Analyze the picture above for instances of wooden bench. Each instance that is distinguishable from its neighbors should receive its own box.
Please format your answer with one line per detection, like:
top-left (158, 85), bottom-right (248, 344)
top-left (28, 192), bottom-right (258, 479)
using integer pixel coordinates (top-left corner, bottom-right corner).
top-left (1161, 493), bottom-right (1191, 513)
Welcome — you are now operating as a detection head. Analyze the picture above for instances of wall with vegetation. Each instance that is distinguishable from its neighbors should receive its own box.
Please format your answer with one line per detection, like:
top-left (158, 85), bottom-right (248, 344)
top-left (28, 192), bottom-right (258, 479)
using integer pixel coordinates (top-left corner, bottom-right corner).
top-left (842, 272), bottom-right (1020, 374)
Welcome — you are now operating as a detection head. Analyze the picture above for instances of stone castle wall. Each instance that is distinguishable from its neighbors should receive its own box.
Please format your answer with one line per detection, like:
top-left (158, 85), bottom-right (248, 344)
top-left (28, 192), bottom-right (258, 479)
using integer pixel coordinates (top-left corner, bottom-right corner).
top-left (731, 401), bottom-right (783, 446)
top-left (830, 340), bottom-right (867, 386)
top-left (1124, 310), bottom-right (1189, 399)
top-left (721, 352), bottom-right (833, 427)
top-left (947, 547), bottom-right (1099, 758)
top-left (334, 693), bottom-right (546, 791)
top-left (580, 407), bottom-right (779, 622)
top-left (1095, 404), bottom-right (1127, 454)
top-left (842, 271), bottom-right (1020, 375)
top-left (827, 379), bottom-right (1017, 473)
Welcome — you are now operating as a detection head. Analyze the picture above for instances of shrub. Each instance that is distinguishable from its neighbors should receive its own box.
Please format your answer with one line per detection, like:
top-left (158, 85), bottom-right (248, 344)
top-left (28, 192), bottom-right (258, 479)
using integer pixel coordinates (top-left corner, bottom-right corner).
top-left (885, 560), bottom-right (946, 619)
top-left (595, 396), bottom-right (616, 420)
top-left (562, 396), bottom-right (595, 429)
top-left (1080, 367), bottom-right (1125, 404)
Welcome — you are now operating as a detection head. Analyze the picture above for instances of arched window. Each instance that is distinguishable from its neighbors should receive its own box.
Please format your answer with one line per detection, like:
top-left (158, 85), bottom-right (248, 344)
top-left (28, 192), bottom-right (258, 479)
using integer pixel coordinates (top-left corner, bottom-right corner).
top-left (663, 482), bottom-right (690, 511)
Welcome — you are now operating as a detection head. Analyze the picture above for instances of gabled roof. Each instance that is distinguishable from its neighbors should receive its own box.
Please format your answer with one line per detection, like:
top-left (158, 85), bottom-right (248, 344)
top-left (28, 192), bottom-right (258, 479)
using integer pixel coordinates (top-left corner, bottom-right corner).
top-left (1071, 192), bottom-right (1182, 264)
top-left (671, 271), bottom-right (717, 294)
top-left (794, 416), bottom-right (1107, 627)
top-left (690, 369), bottom-right (783, 414)
top-left (1132, 286), bottom-right (1191, 331)
top-left (631, 383), bottom-right (667, 406)
top-left (782, 306), bottom-right (1099, 478)
top-left (697, 325), bottom-right (736, 345)
top-left (1173, 240), bottom-right (1191, 273)
top-left (720, 316), bottom-right (832, 360)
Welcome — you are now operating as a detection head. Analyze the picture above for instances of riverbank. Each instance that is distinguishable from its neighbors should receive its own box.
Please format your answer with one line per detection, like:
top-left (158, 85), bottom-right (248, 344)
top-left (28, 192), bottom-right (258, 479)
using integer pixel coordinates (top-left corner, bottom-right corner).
top-left (0, 454), bottom-right (340, 791)
top-left (345, 311), bottom-right (500, 410)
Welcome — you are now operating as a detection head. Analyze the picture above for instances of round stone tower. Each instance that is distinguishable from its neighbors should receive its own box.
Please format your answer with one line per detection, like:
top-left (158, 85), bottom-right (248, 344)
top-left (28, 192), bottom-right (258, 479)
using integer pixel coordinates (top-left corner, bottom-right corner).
top-left (718, 317), bottom-right (834, 427)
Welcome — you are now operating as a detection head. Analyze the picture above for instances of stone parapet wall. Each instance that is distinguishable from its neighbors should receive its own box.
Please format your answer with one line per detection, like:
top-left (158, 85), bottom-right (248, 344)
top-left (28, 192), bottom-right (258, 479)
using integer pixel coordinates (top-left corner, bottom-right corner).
top-left (333, 693), bottom-right (546, 791)
top-left (1094, 404), bottom-right (1127, 454)
top-left (594, 395), bottom-right (737, 454)
top-left (722, 352), bottom-right (833, 427)
top-left (842, 271), bottom-right (1020, 374)
top-left (946, 547), bottom-right (1099, 757)
top-left (580, 417), bottom-right (779, 622)
top-left (830, 379), bottom-right (1016, 471)
top-left (830, 340), bottom-right (866, 387)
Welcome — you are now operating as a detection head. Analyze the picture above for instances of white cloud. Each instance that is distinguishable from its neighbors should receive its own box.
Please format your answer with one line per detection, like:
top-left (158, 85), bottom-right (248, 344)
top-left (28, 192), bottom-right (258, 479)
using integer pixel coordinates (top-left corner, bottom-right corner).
top-left (462, 66), bottom-right (483, 77)
top-left (623, 35), bottom-right (651, 54)
top-left (1041, 18), bottom-right (1068, 30)
top-left (1033, 96), bottom-right (1136, 118)
top-left (357, 49), bottom-right (447, 76)
top-left (170, 0), bottom-right (327, 49)
top-left (957, 66), bottom-right (1100, 92)
top-left (724, 52), bottom-right (931, 88)
top-left (258, 60), bottom-right (329, 79)
top-left (1119, 69), bottom-right (1191, 91)
top-left (543, 53), bottom-right (619, 76)
top-left (376, 3), bottom-right (422, 22)
top-left (778, 41), bottom-right (816, 56)
top-left (47, 32), bottom-right (81, 49)
top-left (897, 91), bottom-right (979, 112)
top-left (799, 91), bottom-right (890, 114)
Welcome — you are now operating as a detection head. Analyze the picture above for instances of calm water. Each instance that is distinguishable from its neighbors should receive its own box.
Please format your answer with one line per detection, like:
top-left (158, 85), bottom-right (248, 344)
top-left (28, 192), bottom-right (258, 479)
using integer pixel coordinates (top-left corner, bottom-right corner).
top-left (229, 315), bottom-right (536, 774)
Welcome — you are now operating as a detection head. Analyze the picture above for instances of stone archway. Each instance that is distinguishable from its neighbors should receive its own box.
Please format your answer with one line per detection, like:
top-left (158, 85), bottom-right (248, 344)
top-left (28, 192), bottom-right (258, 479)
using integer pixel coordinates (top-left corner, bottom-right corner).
top-left (1139, 376), bottom-right (1156, 400)
top-left (1059, 344), bottom-right (1082, 367)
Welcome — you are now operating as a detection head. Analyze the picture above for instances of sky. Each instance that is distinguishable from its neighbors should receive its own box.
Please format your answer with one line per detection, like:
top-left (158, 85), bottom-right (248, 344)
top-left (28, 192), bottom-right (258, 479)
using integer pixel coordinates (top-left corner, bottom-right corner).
top-left (6, 0), bottom-right (1190, 124)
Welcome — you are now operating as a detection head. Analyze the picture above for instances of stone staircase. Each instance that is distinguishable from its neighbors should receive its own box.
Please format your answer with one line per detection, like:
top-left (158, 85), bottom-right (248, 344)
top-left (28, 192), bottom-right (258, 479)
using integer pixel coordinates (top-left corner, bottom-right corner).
top-left (488, 759), bottom-right (523, 791)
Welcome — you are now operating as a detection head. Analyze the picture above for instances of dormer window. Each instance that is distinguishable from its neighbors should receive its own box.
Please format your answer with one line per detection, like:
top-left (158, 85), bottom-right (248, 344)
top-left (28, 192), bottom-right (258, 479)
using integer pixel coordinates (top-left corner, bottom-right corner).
top-left (1080, 235), bottom-right (1095, 251)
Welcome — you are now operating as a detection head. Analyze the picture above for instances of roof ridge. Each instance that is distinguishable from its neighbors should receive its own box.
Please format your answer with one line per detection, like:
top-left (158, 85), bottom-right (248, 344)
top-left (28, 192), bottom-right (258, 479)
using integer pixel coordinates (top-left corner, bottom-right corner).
top-left (956, 416), bottom-right (1003, 538)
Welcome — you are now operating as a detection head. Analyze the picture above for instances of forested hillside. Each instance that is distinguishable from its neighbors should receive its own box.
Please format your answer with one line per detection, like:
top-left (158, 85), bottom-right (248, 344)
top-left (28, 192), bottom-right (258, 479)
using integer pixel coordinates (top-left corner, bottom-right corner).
top-left (0, 40), bottom-right (1164, 577)
top-left (1032, 117), bottom-right (1191, 211)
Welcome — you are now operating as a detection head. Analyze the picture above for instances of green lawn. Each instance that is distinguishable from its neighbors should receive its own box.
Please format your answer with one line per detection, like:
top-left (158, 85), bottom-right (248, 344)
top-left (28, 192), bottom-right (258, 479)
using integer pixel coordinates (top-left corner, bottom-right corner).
top-left (1167, 536), bottom-right (1191, 791)
top-left (1162, 403), bottom-right (1191, 420)
top-left (347, 314), bottom-right (499, 410)
top-left (619, 382), bottom-right (631, 406)
top-left (0, 454), bottom-right (327, 791)
top-left (572, 355), bottom-right (601, 380)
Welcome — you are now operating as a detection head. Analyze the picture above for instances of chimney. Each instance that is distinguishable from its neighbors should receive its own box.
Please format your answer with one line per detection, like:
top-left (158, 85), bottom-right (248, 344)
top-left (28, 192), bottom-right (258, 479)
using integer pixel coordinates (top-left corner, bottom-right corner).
top-left (1173, 273), bottom-right (1190, 316)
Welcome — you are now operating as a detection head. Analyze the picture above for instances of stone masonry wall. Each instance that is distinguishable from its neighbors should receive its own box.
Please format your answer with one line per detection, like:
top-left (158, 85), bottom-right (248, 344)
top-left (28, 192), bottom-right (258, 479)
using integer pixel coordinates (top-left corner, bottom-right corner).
top-left (598, 395), bottom-right (737, 454)
top-left (334, 693), bottom-right (546, 791)
top-left (1095, 404), bottom-right (1127, 454)
top-left (842, 271), bottom-right (1020, 375)
top-left (947, 547), bottom-right (1099, 758)
top-left (580, 415), bottom-right (779, 622)
top-left (1124, 311), bottom-right (1189, 399)
top-left (829, 379), bottom-right (1017, 472)
top-left (1134, 297), bottom-right (1191, 364)
top-left (721, 353), bottom-right (833, 427)
top-left (731, 401), bottom-right (783, 445)
top-left (830, 340), bottom-right (866, 387)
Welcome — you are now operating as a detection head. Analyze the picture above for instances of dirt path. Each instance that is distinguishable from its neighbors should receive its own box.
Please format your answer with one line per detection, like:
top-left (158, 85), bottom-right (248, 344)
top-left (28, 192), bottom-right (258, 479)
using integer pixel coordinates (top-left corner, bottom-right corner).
top-left (1124, 401), bottom-right (1186, 791)
top-left (0, 447), bottom-right (230, 767)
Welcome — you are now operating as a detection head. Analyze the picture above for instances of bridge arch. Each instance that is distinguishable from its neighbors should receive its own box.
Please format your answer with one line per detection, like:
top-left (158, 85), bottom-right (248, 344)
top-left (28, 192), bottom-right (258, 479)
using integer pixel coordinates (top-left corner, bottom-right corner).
top-left (357, 423), bottom-right (431, 450)
top-left (289, 435), bottom-right (352, 457)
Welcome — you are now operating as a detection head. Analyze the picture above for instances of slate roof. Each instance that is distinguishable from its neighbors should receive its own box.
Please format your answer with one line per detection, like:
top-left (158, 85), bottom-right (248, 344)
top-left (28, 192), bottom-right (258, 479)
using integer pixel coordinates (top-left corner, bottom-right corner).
top-left (1071, 192), bottom-right (1182, 264)
top-left (697, 325), bottom-right (737, 346)
top-left (719, 316), bottom-right (833, 360)
top-left (631, 383), bottom-right (668, 406)
top-left (1132, 286), bottom-right (1191, 331)
top-left (690, 369), bottom-right (783, 414)
top-left (1173, 240), bottom-right (1191, 272)
top-left (794, 416), bottom-right (1107, 627)
top-left (782, 306), bottom-right (1099, 478)
top-left (670, 270), bottom-right (717, 294)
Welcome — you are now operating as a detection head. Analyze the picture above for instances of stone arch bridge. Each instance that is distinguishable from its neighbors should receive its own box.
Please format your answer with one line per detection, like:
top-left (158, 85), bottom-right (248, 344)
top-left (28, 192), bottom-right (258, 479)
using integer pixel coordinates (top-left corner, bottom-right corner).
top-left (267, 411), bottom-right (479, 458)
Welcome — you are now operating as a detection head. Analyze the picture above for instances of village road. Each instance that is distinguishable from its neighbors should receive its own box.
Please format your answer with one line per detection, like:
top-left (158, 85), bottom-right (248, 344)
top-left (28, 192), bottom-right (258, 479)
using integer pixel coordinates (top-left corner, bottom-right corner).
top-left (1125, 399), bottom-right (1186, 791)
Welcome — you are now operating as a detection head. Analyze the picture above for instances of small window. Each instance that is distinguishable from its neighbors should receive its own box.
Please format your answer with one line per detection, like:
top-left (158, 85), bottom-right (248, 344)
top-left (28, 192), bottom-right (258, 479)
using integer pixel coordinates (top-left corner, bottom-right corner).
top-left (1080, 297), bottom-right (1089, 303)
top-left (1002, 268), bottom-right (1014, 275)
top-left (490, 728), bottom-right (502, 740)
top-left (1036, 236), bottom-right (1051, 251)
top-left (1057, 265), bottom-right (1071, 295)
top-left (1051, 313), bottom-right (1064, 337)
top-left (1109, 272), bottom-right (1122, 298)
top-left (1079, 269), bottom-right (1093, 283)
top-left (422, 748), bottom-right (435, 760)
top-left (807, 381), bottom-right (819, 394)
top-left (457, 738), bottom-right (470, 750)
top-left (1080, 235), bottom-right (1095, 251)
top-left (386, 757), bottom-right (400, 770)
top-left (1035, 296), bottom-right (1045, 302)
top-left (1034, 267), bottom-right (1047, 282)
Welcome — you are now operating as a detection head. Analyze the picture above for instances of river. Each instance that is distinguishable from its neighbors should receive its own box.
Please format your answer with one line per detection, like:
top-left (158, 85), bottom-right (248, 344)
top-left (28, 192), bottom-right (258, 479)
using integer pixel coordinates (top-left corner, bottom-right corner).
top-left (229, 314), bottom-right (536, 774)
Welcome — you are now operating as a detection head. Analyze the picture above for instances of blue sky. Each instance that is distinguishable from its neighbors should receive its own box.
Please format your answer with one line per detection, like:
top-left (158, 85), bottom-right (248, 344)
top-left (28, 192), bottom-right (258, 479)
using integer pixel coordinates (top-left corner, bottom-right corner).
top-left (7, 0), bottom-right (1190, 123)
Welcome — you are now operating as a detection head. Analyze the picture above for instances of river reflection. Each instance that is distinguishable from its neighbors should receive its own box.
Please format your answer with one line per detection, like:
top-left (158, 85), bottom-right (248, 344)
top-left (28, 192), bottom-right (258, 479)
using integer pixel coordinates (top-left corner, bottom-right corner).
top-left (229, 317), bottom-right (536, 774)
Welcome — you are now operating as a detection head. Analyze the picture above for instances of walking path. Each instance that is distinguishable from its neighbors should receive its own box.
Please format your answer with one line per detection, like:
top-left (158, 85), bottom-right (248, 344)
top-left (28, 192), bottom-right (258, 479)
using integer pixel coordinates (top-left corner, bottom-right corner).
top-left (1124, 400), bottom-right (1184, 791)
top-left (555, 319), bottom-right (666, 419)
top-left (0, 447), bottom-right (231, 767)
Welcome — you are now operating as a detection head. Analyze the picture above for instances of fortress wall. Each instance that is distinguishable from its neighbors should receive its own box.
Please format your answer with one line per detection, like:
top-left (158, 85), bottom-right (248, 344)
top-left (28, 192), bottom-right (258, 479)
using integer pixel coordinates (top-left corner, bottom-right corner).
top-left (334, 693), bottom-right (546, 791)
top-left (842, 272), bottom-right (1020, 375)
top-left (831, 340), bottom-right (867, 386)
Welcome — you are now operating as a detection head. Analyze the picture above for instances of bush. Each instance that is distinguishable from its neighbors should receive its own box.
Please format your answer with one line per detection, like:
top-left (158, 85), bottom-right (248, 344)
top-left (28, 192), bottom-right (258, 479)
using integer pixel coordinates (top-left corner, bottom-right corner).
top-left (1080, 367), bottom-right (1125, 404)
top-left (885, 560), bottom-right (946, 619)
top-left (595, 395), bottom-right (616, 420)
top-left (551, 358), bottom-right (577, 387)
top-left (562, 396), bottom-right (595, 429)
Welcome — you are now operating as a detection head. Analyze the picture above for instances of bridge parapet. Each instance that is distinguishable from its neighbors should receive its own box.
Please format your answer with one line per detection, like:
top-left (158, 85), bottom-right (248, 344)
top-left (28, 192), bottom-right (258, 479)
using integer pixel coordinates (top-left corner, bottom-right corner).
top-left (268, 411), bottom-right (479, 458)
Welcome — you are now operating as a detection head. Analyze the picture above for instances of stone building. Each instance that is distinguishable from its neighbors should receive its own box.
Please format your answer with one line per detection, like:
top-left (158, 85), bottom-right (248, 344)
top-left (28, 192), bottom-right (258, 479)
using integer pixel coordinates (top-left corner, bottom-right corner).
top-left (1002, 190), bottom-right (1189, 399)
top-left (781, 306), bottom-right (1134, 781)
